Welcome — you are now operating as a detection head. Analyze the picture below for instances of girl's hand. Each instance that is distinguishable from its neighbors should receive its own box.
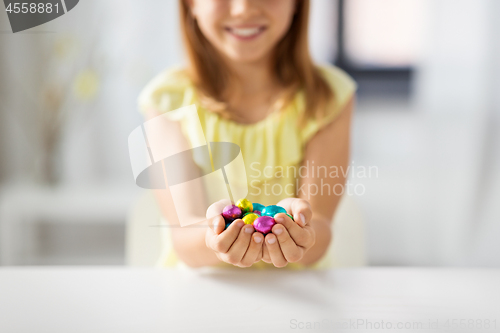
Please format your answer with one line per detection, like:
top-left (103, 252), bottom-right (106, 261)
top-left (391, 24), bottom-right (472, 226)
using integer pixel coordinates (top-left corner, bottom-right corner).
top-left (261, 198), bottom-right (316, 267)
top-left (205, 200), bottom-right (264, 268)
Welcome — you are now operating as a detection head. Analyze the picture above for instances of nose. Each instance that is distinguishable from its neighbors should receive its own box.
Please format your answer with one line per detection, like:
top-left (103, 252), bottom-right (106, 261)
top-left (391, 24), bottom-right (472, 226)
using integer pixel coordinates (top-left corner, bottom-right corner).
top-left (230, 0), bottom-right (259, 18)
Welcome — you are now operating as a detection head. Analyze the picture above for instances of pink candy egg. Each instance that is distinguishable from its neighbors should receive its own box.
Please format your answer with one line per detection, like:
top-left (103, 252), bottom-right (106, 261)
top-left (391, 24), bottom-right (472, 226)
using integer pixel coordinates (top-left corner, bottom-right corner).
top-left (253, 216), bottom-right (276, 234)
top-left (222, 205), bottom-right (242, 221)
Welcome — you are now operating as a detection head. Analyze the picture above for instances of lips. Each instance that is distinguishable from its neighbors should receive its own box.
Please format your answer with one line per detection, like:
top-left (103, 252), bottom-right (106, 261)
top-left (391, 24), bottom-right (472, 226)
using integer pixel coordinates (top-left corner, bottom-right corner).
top-left (225, 26), bottom-right (266, 40)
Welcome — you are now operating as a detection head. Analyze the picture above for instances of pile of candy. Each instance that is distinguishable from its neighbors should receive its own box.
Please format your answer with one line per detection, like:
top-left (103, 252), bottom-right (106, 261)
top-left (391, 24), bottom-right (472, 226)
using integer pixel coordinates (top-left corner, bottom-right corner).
top-left (221, 198), bottom-right (293, 234)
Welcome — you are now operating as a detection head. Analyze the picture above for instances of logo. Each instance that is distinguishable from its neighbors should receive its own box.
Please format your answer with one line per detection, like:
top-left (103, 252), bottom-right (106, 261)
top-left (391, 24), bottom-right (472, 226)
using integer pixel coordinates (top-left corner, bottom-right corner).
top-left (4, 0), bottom-right (79, 33)
top-left (128, 105), bottom-right (249, 227)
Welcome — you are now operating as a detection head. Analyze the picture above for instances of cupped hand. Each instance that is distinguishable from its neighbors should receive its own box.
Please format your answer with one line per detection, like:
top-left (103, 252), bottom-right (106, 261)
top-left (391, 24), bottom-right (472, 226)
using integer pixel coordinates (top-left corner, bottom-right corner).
top-left (205, 200), bottom-right (264, 267)
top-left (262, 198), bottom-right (316, 267)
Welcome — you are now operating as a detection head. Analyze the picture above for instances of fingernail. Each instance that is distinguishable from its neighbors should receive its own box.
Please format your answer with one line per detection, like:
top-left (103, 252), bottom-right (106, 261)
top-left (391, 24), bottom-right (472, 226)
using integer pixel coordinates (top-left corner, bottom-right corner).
top-left (274, 226), bottom-right (283, 235)
top-left (244, 226), bottom-right (253, 234)
top-left (300, 213), bottom-right (306, 225)
top-left (267, 236), bottom-right (276, 244)
top-left (213, 220), bottom-right (220, 231)
top-left (274, 216), bottom-right (284, 223)
top-left (237, 220), bottom-right (244, 228)
top-left (254, 236), bottom-right (262, 243)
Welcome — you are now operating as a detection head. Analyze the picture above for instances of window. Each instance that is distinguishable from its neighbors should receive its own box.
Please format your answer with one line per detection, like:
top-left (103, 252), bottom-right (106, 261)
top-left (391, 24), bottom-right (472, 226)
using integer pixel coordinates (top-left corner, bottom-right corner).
top-left (335, 0), bottom-right (428, 98)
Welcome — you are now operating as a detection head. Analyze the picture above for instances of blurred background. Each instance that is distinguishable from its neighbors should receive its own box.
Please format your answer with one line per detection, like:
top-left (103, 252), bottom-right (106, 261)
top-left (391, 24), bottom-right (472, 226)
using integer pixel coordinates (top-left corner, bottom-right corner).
top-left (0, 0), bottom-right (499, 267)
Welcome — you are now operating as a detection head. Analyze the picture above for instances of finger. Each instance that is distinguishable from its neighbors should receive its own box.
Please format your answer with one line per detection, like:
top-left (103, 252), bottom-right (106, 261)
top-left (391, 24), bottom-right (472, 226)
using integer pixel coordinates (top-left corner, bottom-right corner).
top-left (265, 233), bottom-right (288, 268)
top-left (272, 223), bottom-right (303, 263)
top-left (239, 232), bottom-right (264, 267)
top-left (205, 215), bottom-right (225, 249)
top-left (290, 199), bottom-right (312, 227)
top-left (207, 214), bottom-right (225, 235)
top-left (276, 198), bottom-right (312, 227)
top-left (206, 199), bottom-right (232, 235)
top-left (223, 224), bottom-right (255, 265)
top-left (255, 239), bottom-right (264, 262)
top-left (210, 220), bottom-right (244, 253)
top-left (261, 243), bottom-right (271, 263)
top-left (275, 198), bottom-right (295, 213)
top-left (273, 213), bottom-right (303, 240)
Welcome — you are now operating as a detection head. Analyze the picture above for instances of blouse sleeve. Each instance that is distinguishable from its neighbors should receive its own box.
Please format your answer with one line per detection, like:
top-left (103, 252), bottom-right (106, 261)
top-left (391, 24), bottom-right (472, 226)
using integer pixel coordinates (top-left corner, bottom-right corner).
top-left (137, 67), bottom-right (194, 116)
top-left (137, 67), bottom-right (205, 152)
top-left (300, 65), bottom-right (357, 143)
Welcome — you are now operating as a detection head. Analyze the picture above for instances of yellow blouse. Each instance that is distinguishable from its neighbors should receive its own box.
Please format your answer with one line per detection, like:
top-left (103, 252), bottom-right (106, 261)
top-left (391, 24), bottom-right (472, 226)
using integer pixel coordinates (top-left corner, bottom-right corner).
top-left (138, 64), bottom-right (357, 269)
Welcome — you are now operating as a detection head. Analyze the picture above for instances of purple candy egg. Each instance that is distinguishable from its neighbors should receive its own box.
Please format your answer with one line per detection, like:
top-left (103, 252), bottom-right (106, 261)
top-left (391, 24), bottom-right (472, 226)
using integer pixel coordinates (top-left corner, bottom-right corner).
top-left (253, 216), bottom-right (276, 234)
top-left (222, 205), bottom-right (242, 220)
top-left (253, 210), bottom-right (261, 216)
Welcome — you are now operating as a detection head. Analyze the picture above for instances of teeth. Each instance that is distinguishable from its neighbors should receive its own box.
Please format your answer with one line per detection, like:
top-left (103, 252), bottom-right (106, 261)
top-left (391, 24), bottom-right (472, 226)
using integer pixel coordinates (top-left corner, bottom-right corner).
top-left (230, 27), bottom-right (261, 37)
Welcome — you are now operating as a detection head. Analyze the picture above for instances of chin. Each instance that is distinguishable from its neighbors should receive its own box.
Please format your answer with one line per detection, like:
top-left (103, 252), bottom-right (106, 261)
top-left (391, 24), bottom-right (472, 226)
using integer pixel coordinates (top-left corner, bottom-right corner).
top-left (229, 55), bottom-right (264, 64)
top-left (225, 49), bottom-right (270, 64)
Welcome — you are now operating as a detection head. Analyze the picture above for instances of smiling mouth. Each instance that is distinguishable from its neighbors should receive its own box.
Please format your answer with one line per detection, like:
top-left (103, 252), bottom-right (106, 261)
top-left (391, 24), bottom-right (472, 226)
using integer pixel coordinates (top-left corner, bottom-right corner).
top-left (225, 26), bottom-right (266, 40)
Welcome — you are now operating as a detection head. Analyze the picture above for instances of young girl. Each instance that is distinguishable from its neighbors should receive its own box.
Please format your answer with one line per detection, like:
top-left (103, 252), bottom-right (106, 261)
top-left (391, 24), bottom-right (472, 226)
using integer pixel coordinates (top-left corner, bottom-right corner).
top-left (138, 0), bottom-right (356, 269)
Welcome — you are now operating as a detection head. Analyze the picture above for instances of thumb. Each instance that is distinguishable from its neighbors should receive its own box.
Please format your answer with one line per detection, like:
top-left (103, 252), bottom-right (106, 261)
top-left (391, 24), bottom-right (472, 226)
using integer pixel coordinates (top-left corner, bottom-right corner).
top-left (206, 199), bottom-right (231, 234)
top-left (208, 215), bottom-right (225, 235)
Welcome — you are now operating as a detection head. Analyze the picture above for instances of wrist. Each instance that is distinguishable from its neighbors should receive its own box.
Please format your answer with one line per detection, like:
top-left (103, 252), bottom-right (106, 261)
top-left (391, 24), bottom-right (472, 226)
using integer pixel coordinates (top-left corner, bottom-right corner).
top-left (171, 225), bottom-right (220, 267)
top-left (297, 218), bottom-right (332, 266)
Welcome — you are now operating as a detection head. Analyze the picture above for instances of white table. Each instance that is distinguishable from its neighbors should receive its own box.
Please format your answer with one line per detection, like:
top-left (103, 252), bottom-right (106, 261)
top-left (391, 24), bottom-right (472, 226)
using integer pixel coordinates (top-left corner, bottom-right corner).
top-left (0, 268), bottom-right (499, 333)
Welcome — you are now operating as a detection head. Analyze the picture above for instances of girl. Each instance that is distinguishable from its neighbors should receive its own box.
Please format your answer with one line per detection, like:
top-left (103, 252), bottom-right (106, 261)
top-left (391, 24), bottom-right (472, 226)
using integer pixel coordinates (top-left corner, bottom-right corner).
top-left (138, 0), bottom-right (356, 269)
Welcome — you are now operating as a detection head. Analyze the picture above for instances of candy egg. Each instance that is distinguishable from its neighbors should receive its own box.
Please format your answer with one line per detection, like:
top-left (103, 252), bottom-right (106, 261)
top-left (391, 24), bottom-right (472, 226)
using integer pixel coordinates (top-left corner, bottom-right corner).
top-left (253, 216), bottom-right (276, 234)
top-left (236, 198), bottom-right (253, 214)
top-left (222, 205), bottom-right (242, 220)
top-left (285, 213), bottom-right (294, 221)
top-left (243, 211), bottom-right (260, 217)
top-left (253, 210), bottom-right (261, 216)
top-left (252, 203), bottom-right (265, 212)
top-left (242, 213), bottom-right (259, 225)
top-left (225, 221), bottom-right (232, 230)
top-left (261, 205), bottom-right (287, 217)
top-left (223, 217), bottom-right (233, 224)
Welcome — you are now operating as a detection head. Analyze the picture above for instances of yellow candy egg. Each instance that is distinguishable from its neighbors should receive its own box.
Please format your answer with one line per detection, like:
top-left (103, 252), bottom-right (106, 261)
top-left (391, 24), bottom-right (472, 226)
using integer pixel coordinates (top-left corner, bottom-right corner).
top-left (242, 213), bottom-right (259, 225)
top-left (236, 198), bottom-right (253, 214)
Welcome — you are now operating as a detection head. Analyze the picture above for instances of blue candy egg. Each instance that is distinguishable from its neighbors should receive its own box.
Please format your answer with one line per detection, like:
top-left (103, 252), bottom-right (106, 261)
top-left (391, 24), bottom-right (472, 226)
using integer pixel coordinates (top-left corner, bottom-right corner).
top-left (261, 205), bottom-right (287, 217)
top-left (225, 221), bottom-right (232, 230)
top-left (252, 203), bottom-right (265, 212)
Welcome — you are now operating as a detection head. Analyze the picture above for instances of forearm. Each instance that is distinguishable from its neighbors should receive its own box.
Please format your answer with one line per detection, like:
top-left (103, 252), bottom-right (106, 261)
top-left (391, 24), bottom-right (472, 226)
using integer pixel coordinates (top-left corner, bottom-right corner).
top-left (297, 217), bottom-right (332, 266)
top-left (170, 220), bottom-right (220, 267)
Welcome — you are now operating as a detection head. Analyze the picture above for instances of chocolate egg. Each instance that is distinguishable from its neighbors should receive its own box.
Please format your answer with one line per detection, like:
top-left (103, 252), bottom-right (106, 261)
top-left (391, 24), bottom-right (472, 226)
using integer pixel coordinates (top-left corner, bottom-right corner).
top-left (242, 213), bottom-right (259, 225)
top-left (236, 198), bottom-right (253, 214)
top-left (253, 210), bottom-right (261, 216)
top-left (222, 205), bottom-right (242, 220)
top-left (253, 216), bottom-right (276, 234)
top-left (261, 205), bottom-right (286, 217)
top-left (243, 211), bottom-right (260, 217)
top-left (225, 221), bottom-right (232, 230)
top-left (285, 213), bottom-right (294, 221)
top-left (252, 203), bottom-right (265, 212)
top-left (223, 217), bottom-right (233, 224)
